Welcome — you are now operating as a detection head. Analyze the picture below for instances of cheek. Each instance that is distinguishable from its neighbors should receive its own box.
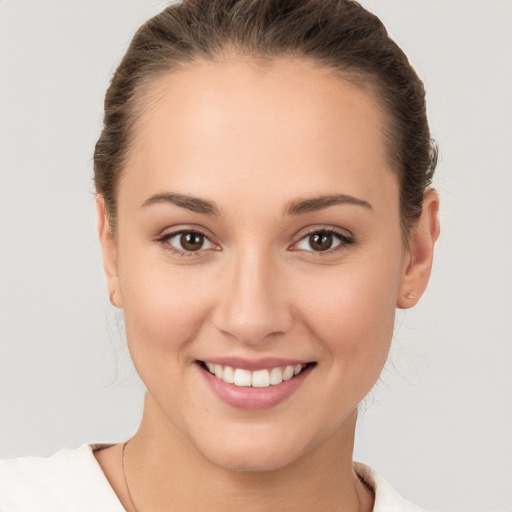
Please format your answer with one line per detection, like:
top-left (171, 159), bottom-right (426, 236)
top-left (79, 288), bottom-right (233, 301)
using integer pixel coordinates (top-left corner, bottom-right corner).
top-left (297, 251), bottom-right (402, 377)
top-left (118, 256), bottom-right (214, 363)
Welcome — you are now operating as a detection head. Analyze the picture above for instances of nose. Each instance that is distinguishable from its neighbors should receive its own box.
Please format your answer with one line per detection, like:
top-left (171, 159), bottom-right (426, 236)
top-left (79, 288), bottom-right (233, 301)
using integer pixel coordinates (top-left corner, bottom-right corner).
top-left (211, 248), bottom-right (293, 346)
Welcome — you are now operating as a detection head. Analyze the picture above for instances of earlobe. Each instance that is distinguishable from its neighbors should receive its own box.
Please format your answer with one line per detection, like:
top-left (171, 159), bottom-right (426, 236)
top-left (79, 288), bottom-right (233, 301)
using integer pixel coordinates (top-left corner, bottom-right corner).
top-left (96, 196), bottom-right (123, 309)
top-left (397, 189), bottom-right (440, 309)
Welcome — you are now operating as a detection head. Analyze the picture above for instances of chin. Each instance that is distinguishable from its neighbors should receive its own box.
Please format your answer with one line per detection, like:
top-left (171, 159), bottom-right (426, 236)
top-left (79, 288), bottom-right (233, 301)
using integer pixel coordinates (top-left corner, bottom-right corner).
top-left (194, 429), bottom-right (309, 473)
top-left (205, 446), bottom-right (300, 473)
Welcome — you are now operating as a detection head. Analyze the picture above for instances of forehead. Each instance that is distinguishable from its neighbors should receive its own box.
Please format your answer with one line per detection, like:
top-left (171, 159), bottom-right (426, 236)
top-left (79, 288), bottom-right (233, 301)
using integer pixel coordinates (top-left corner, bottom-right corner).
top-left (121, 55), bottom-right (397, 212)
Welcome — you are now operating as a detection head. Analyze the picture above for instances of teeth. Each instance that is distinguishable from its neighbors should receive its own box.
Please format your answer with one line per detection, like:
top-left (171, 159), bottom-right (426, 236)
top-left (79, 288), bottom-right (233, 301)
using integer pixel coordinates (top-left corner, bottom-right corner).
top-left (204, 362), bottom-right (308, 388)
top-left (214, 364), bottom-right (223, 379)
top-left (251, 369), bottom-right (270, 388)
top-left (233, 368), bottom-right (252, 387)
top-left (269, 367), bottom-right (283, 385)
top-left (223, 366), bottom-right (234, 384)
top-left (282, 365), bottom-right (294, 381)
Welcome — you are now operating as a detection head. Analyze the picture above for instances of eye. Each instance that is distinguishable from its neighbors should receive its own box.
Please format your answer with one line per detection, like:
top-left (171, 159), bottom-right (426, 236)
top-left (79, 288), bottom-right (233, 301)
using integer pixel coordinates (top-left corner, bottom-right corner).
top-left (294, 229), bottom-right (353, 253)
top-left (163, 231), bottom-right (215, 254)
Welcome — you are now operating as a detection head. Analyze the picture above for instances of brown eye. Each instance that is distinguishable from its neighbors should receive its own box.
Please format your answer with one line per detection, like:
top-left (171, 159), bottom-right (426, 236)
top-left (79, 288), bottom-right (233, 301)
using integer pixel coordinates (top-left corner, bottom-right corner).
top-left (165, 231), bottom-right (215, 253)
top-left (180, 232), bottom-right (204, 251)
top-left (309, 232), bottom-right (333, 251)
top-left (295, 229), bottom-right (352, 253)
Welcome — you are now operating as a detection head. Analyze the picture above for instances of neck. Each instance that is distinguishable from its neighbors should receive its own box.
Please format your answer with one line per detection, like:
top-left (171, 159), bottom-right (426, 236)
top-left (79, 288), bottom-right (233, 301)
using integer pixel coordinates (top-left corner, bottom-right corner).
top-left (124, 392), bottom-right (373, 512)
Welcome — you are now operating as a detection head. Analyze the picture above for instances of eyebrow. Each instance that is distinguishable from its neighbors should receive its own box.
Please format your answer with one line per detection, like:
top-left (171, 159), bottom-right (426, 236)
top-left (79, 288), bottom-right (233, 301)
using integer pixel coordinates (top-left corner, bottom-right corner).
top-left (284, 194), bottom-right (372, 215)
top-left (140, 191), bottom-right (372, 217)
top-left (141, 192), bottom-right (220, 216)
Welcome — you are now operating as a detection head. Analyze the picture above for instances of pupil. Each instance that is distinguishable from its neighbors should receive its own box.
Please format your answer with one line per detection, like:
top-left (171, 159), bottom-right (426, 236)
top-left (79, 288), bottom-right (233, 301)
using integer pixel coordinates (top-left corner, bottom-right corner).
top-left (310, 232), bottom-right (332, 251)
top-left (181, 232), bottom-right (203, 251)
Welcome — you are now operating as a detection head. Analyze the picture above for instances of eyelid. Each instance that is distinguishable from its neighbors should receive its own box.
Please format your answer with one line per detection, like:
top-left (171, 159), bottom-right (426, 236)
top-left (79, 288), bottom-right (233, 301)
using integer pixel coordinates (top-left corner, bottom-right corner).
top-left (289, 226), bottom-right (355, 254)
top-left (155, 224), bottom-right (354, 257)
top-left (156, 226), bottom-right (220, 256)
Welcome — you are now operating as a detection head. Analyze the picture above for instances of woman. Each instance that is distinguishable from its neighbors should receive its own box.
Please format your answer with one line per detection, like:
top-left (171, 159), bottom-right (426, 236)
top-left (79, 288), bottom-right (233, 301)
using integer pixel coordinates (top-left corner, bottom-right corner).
top-left (0, 0), bottom-right (440, 510)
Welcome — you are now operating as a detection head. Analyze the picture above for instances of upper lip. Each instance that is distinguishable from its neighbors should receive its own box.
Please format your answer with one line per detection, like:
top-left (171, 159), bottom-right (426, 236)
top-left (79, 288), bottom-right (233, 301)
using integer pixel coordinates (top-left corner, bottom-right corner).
top-left (197, 357), bottom-right (315, 371)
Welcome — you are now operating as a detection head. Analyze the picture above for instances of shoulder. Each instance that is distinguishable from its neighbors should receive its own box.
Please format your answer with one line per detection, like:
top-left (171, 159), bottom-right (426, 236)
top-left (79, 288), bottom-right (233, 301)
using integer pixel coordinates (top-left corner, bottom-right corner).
top-left (354, 462), bottom-right (426, 512)
top-left (0, 444), bottom-right (125, 512)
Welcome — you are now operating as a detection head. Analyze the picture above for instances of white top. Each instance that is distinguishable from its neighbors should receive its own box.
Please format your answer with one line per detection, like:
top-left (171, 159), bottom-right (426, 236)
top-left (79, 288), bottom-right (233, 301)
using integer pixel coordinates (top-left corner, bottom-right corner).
top-left (0, 444), bottom-right (424, 511)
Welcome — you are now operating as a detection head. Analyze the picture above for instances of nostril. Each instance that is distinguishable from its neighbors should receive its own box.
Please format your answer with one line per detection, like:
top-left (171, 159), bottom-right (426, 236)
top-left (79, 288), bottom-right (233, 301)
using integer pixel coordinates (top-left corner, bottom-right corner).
top-left (210, 273), bottom-right (293, 344)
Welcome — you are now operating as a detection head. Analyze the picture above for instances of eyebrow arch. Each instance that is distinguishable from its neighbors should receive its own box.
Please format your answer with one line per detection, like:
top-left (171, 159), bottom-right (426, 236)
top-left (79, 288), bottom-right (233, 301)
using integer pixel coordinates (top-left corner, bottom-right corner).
top-left (141, 192), bottom-right (220, 216)
top-left (285, 194), bottom-right (372, 215)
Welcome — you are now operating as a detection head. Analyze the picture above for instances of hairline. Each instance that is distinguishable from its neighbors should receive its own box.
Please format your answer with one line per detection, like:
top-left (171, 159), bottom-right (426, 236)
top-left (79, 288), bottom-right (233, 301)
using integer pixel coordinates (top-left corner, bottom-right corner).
top-left (112, 51), bottom-right (412, 240)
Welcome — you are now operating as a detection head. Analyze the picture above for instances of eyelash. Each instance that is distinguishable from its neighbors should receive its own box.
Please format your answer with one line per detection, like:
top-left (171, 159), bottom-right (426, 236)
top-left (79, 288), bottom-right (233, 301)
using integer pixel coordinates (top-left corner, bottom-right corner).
top-left (156, 230), bottom-right (218, 258)
top-left (292, 228), bottom-right (355, 256)
top-left (156, 228), bottom-right (354, 257)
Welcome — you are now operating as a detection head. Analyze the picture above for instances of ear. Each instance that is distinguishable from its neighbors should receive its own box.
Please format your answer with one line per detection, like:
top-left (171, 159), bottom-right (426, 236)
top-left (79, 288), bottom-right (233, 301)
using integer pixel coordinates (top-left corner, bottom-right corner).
top-left (96, 196), bottom-right (123, 309)
top-left (396, 189), bottom-right (440, 309)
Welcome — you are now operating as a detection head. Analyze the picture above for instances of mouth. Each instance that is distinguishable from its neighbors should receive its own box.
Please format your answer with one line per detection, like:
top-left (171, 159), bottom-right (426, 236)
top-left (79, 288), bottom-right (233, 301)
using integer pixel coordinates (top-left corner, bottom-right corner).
top-left (197, 360), bottom-right (317, 388)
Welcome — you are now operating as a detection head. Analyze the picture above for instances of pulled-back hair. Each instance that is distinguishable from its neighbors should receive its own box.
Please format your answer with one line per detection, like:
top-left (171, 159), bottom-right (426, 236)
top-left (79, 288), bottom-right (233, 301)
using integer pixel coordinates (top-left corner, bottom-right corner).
top-left (94, 0), bottom-right (437, 235)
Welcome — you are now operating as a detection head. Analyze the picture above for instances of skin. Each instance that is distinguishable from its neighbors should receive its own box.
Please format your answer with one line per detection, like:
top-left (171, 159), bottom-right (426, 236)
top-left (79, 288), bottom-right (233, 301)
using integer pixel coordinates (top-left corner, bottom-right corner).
top-left (95, 56), bottom-right (439, 512)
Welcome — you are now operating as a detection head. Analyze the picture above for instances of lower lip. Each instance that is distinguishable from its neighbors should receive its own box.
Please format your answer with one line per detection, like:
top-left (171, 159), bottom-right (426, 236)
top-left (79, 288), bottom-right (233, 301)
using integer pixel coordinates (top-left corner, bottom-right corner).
top-left (198, 363), bottom-right (313, 410)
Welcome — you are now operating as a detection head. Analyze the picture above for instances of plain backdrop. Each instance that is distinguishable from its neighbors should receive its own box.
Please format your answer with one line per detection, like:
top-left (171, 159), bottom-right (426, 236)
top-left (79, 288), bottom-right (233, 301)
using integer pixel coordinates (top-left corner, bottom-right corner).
top-left (1, 1), bottom-right (511, 511)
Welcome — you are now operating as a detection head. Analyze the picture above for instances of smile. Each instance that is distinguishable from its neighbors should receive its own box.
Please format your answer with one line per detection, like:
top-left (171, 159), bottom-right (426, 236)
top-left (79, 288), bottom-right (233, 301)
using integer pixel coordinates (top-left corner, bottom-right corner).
top-left (201, 361), bottom-right (312, 388)
top-left (197, 358), bottom-right (316, 409)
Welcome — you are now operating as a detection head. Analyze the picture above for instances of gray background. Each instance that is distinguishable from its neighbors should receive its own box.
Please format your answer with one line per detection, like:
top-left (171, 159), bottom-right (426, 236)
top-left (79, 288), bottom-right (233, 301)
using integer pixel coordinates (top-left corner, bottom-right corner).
top-left (1, 1), bottom-right (511, 510)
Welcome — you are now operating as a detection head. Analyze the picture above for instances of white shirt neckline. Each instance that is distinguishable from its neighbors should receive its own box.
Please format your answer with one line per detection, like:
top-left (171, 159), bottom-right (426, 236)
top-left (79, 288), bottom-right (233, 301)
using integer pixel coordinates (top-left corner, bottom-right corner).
top-left (0, 443), bottom-right (424, 511)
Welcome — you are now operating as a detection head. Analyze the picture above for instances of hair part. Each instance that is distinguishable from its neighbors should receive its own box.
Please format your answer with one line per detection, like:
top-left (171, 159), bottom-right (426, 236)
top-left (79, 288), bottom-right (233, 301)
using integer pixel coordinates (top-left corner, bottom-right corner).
top-left (94, 0), bottom-right (438, 237)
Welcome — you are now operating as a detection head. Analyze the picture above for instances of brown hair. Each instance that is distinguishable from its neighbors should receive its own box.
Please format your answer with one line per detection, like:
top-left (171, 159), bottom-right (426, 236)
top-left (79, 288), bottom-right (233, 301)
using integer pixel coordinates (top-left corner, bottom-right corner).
top-left (94, 0), bottom-right (437, 235)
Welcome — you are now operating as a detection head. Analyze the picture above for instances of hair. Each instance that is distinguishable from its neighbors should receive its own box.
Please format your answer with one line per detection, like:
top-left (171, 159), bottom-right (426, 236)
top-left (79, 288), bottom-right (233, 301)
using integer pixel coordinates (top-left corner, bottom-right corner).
top-left (94, 0), bottom-right (437, 236)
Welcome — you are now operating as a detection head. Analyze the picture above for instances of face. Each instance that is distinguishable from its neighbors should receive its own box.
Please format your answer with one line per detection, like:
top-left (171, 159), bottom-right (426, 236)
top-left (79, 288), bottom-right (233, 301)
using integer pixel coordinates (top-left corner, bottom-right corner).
top-left (99, 56), bottom-right (436, 472)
